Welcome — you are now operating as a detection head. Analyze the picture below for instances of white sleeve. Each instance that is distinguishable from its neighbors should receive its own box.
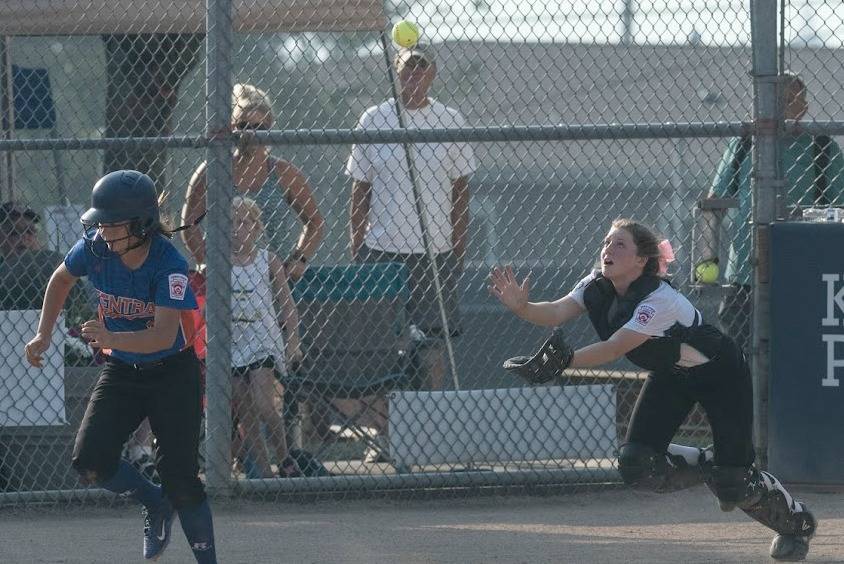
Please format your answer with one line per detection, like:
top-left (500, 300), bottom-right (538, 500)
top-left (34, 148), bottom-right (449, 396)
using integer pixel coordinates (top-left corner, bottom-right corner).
top-left (565, 271), bottom-right (599, 308)
top-left (446, 111), bottom-right (477, 180)
top-left (344, 110), bottom-right (374, 182)
top-left (622, 292), bottom-right (679, 337)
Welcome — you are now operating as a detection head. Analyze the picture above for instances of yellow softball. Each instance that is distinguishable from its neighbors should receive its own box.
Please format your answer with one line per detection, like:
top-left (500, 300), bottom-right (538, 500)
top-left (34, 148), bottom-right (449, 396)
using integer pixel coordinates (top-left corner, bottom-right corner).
top-left (694, 261), bottom-right (720, 284)
top-left (392, 20), bottom-right (420, 49)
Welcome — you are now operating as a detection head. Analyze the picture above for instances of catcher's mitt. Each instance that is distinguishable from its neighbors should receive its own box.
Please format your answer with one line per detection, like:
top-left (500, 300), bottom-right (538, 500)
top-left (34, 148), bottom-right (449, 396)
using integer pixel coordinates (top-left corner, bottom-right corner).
top-left (503, 327), bottom-right (574, 385)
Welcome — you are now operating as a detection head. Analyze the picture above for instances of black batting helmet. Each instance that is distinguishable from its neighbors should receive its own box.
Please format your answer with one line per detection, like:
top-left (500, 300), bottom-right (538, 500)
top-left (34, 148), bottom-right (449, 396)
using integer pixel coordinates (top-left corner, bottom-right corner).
top-left (81, 170), bottom-right (160, 239)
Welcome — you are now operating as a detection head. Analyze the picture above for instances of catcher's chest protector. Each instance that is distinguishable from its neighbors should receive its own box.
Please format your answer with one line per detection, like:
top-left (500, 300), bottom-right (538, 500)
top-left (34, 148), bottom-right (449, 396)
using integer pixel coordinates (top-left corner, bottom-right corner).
top-left (582, 274), bottom-right (720, 372)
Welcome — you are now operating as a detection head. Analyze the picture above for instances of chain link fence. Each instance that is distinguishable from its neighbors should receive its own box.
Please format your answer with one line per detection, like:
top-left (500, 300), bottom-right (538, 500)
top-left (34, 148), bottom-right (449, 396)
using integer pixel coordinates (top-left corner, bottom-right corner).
top-left (0, 0), bottom-right (841, 505)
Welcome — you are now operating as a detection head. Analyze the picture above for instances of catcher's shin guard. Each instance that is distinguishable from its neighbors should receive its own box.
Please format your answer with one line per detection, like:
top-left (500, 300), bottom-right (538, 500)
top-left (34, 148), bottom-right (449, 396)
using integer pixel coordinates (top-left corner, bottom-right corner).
top-left (743, 471), bottom-right (816, 538)
top-left (618, 443), bottom-right (708, 493)
top-left (708, 466), bottom-right (816, 537)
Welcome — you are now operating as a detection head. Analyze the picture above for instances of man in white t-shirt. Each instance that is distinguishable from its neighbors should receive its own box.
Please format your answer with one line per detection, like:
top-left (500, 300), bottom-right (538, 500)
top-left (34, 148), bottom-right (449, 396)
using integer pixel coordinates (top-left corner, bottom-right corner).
top-left (345, 45), bottom-right (476, 396)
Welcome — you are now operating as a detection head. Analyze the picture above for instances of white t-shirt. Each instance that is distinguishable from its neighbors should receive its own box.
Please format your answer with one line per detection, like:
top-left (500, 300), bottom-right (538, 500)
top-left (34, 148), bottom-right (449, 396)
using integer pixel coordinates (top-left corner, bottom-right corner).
top-left (344, 98), bottom-right (477, 254)
top-left (230, 249), bottom-right (286, 370)
top-left (567, 270), bottom-right (702, 337)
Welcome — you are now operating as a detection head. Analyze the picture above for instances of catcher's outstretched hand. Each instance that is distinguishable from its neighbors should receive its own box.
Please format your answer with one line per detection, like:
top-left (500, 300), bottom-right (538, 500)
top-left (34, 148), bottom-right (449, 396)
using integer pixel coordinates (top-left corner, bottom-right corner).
top-left (503, 327), bottom-right (574, 385)
top-left (489, 265), bottom-right (529, 314)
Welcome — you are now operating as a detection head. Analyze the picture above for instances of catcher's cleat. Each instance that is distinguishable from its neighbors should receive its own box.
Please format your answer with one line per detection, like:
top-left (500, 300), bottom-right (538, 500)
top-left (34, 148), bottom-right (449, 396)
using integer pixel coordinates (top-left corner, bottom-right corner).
top-left (503, 327), bottom-right (574, 385)
top-left (143, 497), bottom-right (175, 561)
top-left (769, 503), bottom-right (816, 561)
top-left (770, 533), bottom-right (812, 562)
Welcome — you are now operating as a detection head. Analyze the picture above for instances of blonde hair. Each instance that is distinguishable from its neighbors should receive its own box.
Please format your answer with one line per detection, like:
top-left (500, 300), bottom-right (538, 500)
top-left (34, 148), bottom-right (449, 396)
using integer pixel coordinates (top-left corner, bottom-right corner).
top-left (232, 83), bottom-right (274, 122)
top-left (232, 196), bottom-right (265, 237)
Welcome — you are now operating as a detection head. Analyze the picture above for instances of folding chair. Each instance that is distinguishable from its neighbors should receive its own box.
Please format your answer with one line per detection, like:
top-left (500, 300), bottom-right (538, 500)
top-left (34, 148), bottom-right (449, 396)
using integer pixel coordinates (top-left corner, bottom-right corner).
top-left (283, 262), bottom-right (411, 463)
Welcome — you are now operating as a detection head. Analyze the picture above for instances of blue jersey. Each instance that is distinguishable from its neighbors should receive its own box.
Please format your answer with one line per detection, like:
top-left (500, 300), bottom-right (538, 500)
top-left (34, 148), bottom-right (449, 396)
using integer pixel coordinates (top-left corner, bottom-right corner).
top-left (64, 235), bottom-right (198, 364)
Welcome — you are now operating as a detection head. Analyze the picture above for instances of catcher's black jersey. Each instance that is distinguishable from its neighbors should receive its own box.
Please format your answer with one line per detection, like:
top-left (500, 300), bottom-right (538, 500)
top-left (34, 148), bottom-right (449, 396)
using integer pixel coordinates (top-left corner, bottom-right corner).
top-left (569, 271), bottom-right (723, 372)
top-left (567, 270), bottom-right (701, 336)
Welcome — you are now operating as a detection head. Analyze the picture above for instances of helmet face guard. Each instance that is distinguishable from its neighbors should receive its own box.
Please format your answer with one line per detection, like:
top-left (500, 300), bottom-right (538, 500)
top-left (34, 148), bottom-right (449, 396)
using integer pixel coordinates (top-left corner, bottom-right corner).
top-left (81, 208), bottom-right (158, 237)
top-left (81, 221), bottom-right (142, 259)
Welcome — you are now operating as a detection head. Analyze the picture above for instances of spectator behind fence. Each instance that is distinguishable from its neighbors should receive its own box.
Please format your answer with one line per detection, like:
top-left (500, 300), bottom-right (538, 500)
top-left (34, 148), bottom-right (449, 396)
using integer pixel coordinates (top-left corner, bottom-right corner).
top-left (696, 71), bottom-right (844, 352)
top-left (181, 83), bottom-right (324, 281)
top-left (229, 196), bottom-right (303, 478)
top-left (346, 45), bottom-right (477, 393)
top-left (0, 202), bottom-right (92, 325)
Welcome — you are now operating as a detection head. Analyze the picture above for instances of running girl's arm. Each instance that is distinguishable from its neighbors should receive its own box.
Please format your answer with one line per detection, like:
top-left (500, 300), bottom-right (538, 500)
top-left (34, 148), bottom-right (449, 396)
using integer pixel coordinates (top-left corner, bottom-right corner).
top-left (82, 306), bottom-right (182, 354)
top-left (25, 264), bottom-right (80, 367)
top-left (35, 263), bottom-right (79, 339)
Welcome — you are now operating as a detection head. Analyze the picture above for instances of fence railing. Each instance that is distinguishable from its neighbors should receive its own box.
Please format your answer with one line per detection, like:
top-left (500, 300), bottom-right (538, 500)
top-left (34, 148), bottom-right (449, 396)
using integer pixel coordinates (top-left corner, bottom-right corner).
top-left (1, 0), bottom-right (842, 505)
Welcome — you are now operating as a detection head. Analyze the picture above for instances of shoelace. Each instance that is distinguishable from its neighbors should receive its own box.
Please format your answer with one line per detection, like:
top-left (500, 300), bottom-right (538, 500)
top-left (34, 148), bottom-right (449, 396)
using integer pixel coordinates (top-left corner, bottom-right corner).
top-left (142, 503), bottom-right (166, 534)
top-left (142, 508), bottom-right (153, 534)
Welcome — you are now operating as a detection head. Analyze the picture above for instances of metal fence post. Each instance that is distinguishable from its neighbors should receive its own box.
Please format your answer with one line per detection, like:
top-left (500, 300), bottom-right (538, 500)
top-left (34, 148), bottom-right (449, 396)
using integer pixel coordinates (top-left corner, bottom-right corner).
top-left (204, 0), bottom-right (233, 495)
top-left (749, 0), bottom-right (780, 469)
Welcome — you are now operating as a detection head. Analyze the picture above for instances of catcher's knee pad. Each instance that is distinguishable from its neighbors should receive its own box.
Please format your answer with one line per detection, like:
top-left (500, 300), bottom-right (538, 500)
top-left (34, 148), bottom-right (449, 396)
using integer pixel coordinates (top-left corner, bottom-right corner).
top-left (618, 443), bottom-right (706, 493)
top-left (741, 471), bottom-right (817, 538)
top-left (618, 443), bottom-right (659, 488)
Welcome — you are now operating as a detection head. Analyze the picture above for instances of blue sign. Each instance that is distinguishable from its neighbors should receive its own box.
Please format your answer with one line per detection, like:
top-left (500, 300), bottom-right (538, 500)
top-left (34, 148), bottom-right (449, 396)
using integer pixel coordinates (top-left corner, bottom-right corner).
top-left (769, 222), bottom-right (844, 484)
top-left (12, 65), bottom-right (56, 130)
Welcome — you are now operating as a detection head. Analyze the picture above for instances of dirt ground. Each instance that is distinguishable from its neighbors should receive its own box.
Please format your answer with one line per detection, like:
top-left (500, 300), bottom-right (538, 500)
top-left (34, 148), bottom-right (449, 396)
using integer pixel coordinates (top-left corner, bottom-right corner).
top-left (1, 485), bottom-right (842, 564)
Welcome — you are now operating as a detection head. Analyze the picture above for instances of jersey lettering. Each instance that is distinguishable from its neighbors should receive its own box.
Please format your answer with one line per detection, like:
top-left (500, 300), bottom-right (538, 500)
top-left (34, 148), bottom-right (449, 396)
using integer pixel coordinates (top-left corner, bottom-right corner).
top-left (98, 291), bottom-right (156, 319)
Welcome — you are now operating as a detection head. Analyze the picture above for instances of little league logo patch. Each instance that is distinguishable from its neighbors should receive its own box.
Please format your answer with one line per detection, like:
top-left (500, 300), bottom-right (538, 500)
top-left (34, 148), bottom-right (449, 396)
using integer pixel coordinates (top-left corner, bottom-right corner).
top-left (169, 273), bottom-right (188, 300)
top-left (635, 305), bottom-right (656, 326)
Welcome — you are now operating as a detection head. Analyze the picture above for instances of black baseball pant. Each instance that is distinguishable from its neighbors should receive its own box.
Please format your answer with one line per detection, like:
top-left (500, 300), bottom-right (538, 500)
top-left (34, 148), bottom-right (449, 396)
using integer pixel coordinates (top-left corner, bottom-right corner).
top-left (72, 347), bottom-right (206, 509)
top-left (625, 334), bottom-right (755, 467)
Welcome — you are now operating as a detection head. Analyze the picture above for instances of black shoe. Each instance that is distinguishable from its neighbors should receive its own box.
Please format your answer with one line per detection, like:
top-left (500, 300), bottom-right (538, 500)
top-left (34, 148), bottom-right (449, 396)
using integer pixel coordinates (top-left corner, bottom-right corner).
top-left (142, 498), bottom-right (175, 561)
top-left (287, 449), bottom-right (333, 477)
top-left (278, 456), bottom-right (303, 478)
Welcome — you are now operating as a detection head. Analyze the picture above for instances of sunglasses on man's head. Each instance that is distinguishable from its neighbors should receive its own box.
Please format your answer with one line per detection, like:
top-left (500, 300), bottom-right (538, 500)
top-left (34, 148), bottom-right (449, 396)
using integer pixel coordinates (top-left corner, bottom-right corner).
top-left (235, 121), bottom-right (270, 131)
